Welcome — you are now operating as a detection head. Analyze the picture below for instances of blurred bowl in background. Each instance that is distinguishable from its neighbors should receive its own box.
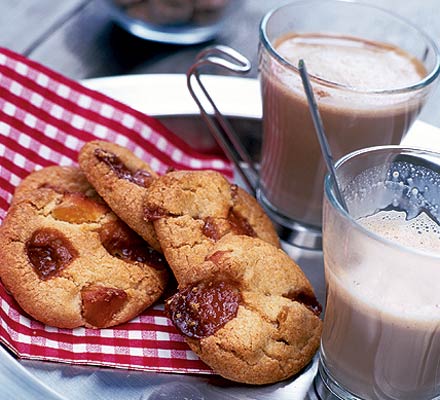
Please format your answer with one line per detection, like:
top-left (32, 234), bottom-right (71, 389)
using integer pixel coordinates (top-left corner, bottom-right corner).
top-left (101, 0), bottom-right (234, 45)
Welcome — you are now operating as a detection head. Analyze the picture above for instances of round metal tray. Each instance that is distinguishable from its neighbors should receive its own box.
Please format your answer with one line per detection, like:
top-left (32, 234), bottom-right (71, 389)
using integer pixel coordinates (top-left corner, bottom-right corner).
top-left (4, 74), bottom-right (440, 399)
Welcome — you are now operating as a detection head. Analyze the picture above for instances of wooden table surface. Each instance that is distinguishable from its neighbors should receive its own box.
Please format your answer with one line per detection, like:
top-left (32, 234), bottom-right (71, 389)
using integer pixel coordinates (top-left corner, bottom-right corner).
top-left (1, 0), bottom-right (439, 127)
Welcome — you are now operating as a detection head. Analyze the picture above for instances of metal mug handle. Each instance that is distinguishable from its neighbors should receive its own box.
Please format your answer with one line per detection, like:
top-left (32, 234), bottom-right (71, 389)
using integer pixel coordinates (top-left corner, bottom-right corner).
top-left (186, 45), bottom-right (258, 195)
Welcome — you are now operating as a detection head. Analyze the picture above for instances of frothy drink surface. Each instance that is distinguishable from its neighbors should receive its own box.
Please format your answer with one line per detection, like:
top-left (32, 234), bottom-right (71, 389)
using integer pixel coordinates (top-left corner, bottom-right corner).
top-left (260, 34), bottom-right (427, 227)
top-left (323, 210), bottom-right (440, 399)
top-left (277, 35), bottom-right (425, 90)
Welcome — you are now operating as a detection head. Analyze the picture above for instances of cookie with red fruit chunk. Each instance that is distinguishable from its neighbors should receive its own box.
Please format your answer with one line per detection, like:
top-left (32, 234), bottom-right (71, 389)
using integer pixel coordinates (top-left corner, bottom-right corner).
top-left (78, 140), bottom-right (161, 252)
top-left (165, 235), bottom-right (322, 385)
top-left (0, 166), bottom-right (168, 329)
top-left (143, 169), bottom-right (280, 284)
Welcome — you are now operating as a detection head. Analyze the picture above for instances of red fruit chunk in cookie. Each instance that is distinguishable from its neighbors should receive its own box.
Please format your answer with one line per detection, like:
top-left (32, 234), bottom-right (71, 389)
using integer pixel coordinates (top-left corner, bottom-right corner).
top-left (166, 280), bottom-right (242, 339)
top-left (227, 209), bottom-right (256, 237)
top-left (283, 289), bottom-right (322, 317)
top-left (202, 211), bottom-right (256, 242)
top-left (144, 205), bottom-right (168, 221)
top-left (99, 220), bottom-right (167, 270)
top-left (202, 217), bottom-right (222, 241)
top-left (81, 285), bottom-right (128, 327)
top-left (26, 228), bottom-right (78, 280)
top-left (94, 148), bottom-right (153, 188)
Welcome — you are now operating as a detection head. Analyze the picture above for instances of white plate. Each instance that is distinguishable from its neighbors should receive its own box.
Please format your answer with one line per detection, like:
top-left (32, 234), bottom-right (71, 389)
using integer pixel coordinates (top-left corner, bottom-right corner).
top-left (83, 74), bottom-right (261, 118)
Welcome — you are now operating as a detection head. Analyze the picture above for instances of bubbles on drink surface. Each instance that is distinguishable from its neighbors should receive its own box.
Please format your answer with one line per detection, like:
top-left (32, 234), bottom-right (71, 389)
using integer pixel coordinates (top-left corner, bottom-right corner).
top-left (341, 154), bottom-right (440, 247)
top-left (358, 210), bottom-right (440, 252)
top-left (385, 159), bottom-right (440, 222)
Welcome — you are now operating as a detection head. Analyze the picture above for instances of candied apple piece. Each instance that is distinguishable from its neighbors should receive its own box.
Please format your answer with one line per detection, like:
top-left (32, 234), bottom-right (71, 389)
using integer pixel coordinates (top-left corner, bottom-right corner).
top-left (283, 289), bottom-right (322, 317)
top-left (227, 209), bottom-right (256, 237)
top-left (202, 217), bottom-right (222, 241)
top-left (206, 250), bottom-right (230, 264)
top-left (99, 220), bottom-right (167, 270)
top-left (166, 280), bottom-right (242, 338)
top-left (81, 285), bottom-right (128, 328)
top-left (202, 211), bottom-right (256, 241)
top-left (26, 228), bottom-right (78, 280)
top-left (94, 148), bottom-right (153, 188)
top-left (52, 192), bottom-right (107, 223)
top-left (144, 205), bottom-right (168, 221)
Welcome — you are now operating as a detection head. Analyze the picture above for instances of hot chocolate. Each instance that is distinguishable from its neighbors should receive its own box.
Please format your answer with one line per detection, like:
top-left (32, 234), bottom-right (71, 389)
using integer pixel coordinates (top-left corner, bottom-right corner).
top-left (259, 33), bottom-right (427, 228)
top-left (322, 210), bottom-right (440, 399)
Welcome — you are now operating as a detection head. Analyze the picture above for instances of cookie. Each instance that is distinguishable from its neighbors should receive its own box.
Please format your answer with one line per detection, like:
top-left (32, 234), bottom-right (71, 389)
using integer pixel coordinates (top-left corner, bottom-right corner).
top-left (0, 166), bottom-right (168, 329)
top-left (165, 235), bottom-right (322, 385)
top-left (78, 140), bottom-right (161, 252)
top-left (144, 169), bottom-right (280, 284)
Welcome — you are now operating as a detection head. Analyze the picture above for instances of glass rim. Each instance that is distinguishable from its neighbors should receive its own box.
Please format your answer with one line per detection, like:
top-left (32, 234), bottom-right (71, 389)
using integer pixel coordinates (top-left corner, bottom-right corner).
top-left (259, 0), bottom-right (440, 94)
top-left (324, 145), bottom-right (440, 259)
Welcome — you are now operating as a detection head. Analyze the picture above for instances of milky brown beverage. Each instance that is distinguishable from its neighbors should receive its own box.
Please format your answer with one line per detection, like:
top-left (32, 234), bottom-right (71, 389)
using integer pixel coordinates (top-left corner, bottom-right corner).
top-left (259, 33), bottom-right (428, 228)
top-left (322, 210), bottom-right (440, 400)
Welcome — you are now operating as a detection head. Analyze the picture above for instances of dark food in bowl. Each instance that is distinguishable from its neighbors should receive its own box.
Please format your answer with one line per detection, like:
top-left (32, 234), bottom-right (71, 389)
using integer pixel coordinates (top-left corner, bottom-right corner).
top-left (114, 0), bottom-right (231, 26)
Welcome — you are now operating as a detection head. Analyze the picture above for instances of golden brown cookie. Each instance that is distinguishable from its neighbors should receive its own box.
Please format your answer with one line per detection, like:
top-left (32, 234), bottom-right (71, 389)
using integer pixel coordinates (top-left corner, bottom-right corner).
top-left (144, 169), bottom-right (280, 283)
top-left (0, 166), bottom-right (168, 329)
top-left (78, 140), bottom-right (161, 252)
top-left (165, 235), bottom-right (322, 385)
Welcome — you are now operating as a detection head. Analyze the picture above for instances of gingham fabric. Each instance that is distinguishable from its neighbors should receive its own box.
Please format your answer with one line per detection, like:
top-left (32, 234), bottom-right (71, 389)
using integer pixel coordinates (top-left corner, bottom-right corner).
top-left (0, 47), bottom-right (234, 373)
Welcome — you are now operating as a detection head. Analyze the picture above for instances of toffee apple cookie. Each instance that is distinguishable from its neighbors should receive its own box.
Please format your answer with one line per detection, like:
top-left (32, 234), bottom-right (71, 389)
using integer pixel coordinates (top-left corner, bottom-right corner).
top-left (143, 169), bottom-right (280, 283)
top-left (0, 166), bottom-right (168, 329)
top-left (165, 235), bottom-right (322, 385)
top-left (78, 140), bottom-right (161, 252)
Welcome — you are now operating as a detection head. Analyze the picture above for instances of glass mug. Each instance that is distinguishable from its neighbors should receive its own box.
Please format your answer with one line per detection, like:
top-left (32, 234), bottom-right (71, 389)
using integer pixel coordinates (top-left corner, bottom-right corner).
top-left (319, 145), bottom-right (440, 400)
top-left (258, 0), bottom-right (440, 249)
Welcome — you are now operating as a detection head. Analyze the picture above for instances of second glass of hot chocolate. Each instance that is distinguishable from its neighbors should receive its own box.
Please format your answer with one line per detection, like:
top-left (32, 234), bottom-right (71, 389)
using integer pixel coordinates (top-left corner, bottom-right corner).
top-left (258, 0), bottom-right (440, 249)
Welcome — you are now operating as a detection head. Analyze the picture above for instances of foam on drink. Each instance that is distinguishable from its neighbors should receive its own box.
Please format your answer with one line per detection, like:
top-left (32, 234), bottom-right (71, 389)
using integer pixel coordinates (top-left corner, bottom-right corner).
top-left (359, 210), bottom-right (440, 253)
top-left (276, 33), bottom-right (425, 91)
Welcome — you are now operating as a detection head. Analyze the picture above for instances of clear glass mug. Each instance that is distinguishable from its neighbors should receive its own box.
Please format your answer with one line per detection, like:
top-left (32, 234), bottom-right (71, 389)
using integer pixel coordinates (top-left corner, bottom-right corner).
top-left (319, 145), bottom-right (440, 400)
top-left (258, 0), bottom-right (440, 249)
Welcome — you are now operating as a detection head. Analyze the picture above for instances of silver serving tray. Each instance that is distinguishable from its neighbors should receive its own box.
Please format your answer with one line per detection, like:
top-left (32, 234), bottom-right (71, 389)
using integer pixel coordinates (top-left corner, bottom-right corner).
top-left (3, 74), bottom-right (440, 400)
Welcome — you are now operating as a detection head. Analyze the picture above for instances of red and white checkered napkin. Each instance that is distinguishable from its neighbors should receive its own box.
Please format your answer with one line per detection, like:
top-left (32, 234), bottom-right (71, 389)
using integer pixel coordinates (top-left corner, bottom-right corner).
top-left (0, 47), bottom-right (234, 373)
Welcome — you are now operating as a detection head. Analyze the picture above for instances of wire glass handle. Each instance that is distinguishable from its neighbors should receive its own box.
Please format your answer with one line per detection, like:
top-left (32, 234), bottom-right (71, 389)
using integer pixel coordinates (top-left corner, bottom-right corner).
top-left (186, 45), bottom-right (258, 195)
